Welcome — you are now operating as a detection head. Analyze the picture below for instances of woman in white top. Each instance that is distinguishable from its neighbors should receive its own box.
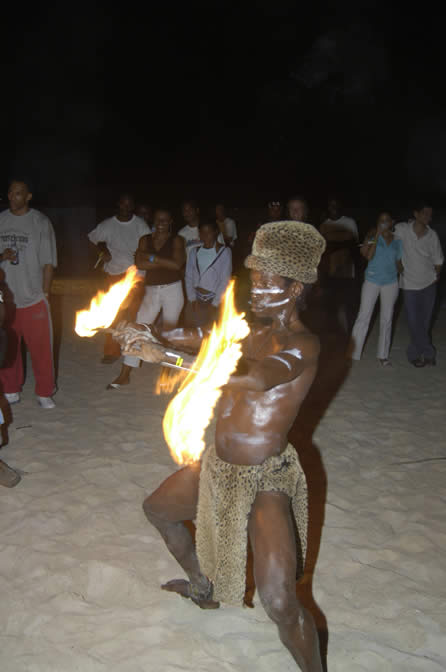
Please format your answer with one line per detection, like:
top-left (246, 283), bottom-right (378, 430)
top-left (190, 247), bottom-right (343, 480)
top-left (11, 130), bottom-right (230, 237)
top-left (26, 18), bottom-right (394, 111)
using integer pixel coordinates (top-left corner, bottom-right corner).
top-left (185, 220), bottom-right (232, 327)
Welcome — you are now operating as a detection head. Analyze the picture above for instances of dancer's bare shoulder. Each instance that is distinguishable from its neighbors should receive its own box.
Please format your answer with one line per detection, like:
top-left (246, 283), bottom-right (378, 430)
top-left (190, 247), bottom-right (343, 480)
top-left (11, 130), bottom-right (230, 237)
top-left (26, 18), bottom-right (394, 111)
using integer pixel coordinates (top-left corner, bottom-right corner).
top-left (286, 323), bottom-right (320, 366)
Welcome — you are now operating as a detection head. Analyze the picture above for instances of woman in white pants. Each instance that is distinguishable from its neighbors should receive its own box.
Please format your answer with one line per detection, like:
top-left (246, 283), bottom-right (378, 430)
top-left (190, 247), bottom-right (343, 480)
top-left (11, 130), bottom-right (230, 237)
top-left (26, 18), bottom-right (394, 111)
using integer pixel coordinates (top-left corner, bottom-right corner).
top-left (109, 209), bottom-right (185, 388)
top-left (351, 212), bottom-right (403, 366)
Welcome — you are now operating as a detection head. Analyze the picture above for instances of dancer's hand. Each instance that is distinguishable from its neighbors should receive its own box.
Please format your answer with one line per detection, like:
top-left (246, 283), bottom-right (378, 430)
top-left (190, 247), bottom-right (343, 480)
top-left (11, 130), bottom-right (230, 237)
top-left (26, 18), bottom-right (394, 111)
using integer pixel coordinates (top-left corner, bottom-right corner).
top-left (124, 341), bottom-right (166, 363)
top-left (115, 320), bottom-right (145, 333)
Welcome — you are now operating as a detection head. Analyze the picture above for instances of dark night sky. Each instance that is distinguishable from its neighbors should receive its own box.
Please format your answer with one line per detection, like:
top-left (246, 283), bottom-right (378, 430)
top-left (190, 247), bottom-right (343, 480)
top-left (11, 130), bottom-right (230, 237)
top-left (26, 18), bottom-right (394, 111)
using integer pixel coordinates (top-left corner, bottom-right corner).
top-left (2, 2), bottom-right (446, 208)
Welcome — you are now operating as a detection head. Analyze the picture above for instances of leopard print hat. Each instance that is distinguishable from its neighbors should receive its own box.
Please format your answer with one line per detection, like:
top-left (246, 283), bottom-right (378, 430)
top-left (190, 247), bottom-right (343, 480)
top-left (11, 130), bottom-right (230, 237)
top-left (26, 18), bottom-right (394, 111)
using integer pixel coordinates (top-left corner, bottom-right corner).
top-left (245, 220), bottom-right (326, 284)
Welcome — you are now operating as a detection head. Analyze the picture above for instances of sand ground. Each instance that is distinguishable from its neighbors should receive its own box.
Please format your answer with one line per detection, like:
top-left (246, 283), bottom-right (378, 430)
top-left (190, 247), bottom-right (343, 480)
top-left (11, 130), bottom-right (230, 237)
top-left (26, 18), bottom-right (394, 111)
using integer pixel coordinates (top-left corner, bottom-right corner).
top-left (0, 292), bottom-right (445, 672)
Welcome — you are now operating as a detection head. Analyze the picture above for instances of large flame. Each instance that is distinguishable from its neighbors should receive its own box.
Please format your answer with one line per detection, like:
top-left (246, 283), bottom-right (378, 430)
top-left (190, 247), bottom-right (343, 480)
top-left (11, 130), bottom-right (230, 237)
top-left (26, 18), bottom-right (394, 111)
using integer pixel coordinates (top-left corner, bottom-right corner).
top-left (75, 265), bottom-right (141, 337)
top-left (162, 280), bottom-right (249, 465)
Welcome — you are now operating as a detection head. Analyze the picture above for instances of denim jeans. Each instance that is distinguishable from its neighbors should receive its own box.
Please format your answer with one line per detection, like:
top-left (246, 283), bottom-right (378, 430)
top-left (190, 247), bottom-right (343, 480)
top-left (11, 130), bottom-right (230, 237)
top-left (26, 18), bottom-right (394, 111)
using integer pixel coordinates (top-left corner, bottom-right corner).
top-left (402, 282), bottom-right (437, 362)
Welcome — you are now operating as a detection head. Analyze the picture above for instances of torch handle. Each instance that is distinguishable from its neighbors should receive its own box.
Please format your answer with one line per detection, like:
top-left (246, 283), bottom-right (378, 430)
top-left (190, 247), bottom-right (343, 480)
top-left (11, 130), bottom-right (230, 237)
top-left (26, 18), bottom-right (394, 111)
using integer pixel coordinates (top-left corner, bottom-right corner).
top-left (94, 252), bottom-right (105, 269)
top-left (161, 361), bottom-right (197, 374)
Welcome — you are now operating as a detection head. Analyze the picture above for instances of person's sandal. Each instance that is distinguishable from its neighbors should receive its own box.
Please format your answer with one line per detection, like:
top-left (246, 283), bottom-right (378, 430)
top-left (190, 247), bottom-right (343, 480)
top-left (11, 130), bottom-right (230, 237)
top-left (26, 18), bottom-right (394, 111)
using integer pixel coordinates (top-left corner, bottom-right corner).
top-left (412, 358), bottom-right (426, 368)
top-left (379, 359), bottom-right (392, 367)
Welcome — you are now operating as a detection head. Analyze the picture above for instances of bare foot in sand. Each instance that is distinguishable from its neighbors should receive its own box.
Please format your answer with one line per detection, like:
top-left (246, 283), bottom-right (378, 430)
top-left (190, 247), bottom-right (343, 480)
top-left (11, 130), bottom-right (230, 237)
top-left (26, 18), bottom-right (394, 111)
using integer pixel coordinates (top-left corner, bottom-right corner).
top-left (161, 579), bottom-right (220, 609)
top-left (0, 460), bottom-right (21, 488)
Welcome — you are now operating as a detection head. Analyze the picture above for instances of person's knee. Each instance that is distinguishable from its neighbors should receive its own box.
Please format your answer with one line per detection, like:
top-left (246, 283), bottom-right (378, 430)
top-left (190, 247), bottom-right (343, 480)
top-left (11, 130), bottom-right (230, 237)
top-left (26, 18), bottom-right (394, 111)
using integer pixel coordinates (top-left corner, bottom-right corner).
top-left (142, 494), bottom-right (161, 525)
top-left (257, 580), bottom-right (300, 624)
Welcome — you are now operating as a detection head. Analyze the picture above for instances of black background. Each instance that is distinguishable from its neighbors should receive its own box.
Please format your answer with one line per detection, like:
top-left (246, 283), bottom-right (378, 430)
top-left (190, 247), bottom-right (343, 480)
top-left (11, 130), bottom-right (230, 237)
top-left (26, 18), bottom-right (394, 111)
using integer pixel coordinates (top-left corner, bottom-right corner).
top-left (2, 1), bottom-right (445, 210)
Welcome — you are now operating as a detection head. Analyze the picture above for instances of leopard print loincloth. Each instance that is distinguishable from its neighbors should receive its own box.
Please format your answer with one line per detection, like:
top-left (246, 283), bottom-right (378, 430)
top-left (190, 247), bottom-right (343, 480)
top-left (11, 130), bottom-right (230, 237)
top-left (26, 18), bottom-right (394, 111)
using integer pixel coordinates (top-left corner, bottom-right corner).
top-left (195, 444), bottom-right (308, 606)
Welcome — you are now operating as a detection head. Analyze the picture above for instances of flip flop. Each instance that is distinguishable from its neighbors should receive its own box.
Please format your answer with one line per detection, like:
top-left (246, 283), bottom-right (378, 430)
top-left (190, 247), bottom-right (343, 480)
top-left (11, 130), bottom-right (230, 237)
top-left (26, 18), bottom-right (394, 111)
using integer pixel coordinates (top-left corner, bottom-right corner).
top-left (106, 383), bottom-right (122, 390)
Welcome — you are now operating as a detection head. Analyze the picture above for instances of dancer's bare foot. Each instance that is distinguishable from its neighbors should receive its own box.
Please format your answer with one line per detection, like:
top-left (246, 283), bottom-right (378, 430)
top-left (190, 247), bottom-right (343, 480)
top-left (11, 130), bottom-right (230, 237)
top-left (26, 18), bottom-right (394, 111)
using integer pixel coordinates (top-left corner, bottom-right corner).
top-left (0, 460), bottom-right (21, 488)
top-left (161, 579), bottom-right (220, 609)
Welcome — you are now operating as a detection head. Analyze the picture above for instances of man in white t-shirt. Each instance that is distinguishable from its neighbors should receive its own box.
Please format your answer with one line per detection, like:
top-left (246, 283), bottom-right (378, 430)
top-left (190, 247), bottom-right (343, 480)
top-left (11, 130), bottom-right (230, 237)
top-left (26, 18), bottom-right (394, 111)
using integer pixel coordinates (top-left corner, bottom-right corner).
top-left (320, 198), bottom-right (359, 332)
top-left (215, 203), bottom-right (237, 247)
top-left (177, 200), bottom-right (202, 260)
top-left (394, 203), bottom-right (444, 366)
top-left (88, 193), bottom-right (150, 362)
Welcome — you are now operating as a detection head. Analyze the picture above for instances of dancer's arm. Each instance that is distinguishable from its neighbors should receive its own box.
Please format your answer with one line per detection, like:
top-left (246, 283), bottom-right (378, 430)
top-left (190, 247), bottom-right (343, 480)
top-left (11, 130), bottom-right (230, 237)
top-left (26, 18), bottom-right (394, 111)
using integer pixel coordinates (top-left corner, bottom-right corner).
top-left (226, 334), bottom-right (319, 392)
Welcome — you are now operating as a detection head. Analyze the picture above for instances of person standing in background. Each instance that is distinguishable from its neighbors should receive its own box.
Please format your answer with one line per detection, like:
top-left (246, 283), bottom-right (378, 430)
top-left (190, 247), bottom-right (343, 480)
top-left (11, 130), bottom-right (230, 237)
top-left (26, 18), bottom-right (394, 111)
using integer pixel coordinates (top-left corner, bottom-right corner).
top-left (394, 202), bottom-right (444, 367)
top-left (287, 196), bottom-right (310, 223)
top-left (215, 203), bottom-right (237, 247)
top-left (248, 198), bottom-right (283, 248)
top-left (266, 199), bottom-right (283, 222)
top-left (320, 197), bottom-right (359, 332)
top-left (0, 179), bottom-right (57, 409)
top-left (185, 220), bottom-right (232, 327)
top-left (178, 200), bottom-right (202, 260)
top-left (136, 203), bottom-right (153, 231)
top-left (351, 212), bottom-right (402, 366)
top-left (88, 193), bottom-right (150, 363)
top-left (108, 208), bottom-right (185, 389)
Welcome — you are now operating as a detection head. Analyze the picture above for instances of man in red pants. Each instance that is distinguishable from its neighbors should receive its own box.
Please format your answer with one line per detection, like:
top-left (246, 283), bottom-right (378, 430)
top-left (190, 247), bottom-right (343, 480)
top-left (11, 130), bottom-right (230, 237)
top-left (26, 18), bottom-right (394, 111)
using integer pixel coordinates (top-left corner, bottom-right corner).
top-left (0, 179), bottom-right (57, 409)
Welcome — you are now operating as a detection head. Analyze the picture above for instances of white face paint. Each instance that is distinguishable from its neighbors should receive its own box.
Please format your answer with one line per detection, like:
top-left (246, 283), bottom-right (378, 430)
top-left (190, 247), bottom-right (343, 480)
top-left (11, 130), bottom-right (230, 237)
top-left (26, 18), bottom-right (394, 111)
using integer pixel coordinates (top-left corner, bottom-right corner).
top-left (265, 298), bottom-right (290, 308)
top-left (248, 296), bottom-right (290, 307)
top-left (251, 287), bottom-right (284, 295)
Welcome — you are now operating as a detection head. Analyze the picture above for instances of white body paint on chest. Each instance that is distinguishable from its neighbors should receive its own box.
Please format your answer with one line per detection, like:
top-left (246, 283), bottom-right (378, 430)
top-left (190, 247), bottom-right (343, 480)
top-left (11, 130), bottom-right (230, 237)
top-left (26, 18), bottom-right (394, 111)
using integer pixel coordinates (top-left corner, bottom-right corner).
top-left (268, 354), bottom-right (293, 371)
top-left (282, 347), bottom-right (302, 359)
top-left (267, 347), bottom-right (303, 371)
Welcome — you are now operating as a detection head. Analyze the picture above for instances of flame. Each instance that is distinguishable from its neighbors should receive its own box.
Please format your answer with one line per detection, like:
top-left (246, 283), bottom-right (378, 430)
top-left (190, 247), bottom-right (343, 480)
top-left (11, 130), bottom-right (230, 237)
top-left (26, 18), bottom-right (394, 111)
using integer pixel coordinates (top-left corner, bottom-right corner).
top-left (162, 280), bottom-right (249, 465)
top-left (155, 367), bottom-right (187, 395)
top-left (75, 265), bottom-right (142, 337)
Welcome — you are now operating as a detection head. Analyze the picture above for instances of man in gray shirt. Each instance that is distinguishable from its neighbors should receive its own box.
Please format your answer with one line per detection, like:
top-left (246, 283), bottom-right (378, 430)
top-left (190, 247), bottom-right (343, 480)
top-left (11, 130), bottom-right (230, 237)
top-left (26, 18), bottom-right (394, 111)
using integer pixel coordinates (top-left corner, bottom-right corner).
top-left (0, 179), bottom-right (57, 408)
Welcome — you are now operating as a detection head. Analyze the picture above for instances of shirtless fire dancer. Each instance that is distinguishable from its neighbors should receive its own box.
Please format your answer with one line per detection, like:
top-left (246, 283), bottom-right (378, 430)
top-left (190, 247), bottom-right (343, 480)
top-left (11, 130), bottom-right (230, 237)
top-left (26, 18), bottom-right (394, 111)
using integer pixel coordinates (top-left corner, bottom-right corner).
top-left (124, 221), bottom-right (326, 671)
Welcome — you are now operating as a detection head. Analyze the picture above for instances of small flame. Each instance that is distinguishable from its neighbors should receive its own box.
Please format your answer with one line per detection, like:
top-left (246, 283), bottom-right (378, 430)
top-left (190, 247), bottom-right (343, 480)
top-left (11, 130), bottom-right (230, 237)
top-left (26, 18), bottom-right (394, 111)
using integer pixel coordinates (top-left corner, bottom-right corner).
top-left (75, 266), bottom-right (142, 337)
top-left (161, 280), bottom-right (249, 465)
